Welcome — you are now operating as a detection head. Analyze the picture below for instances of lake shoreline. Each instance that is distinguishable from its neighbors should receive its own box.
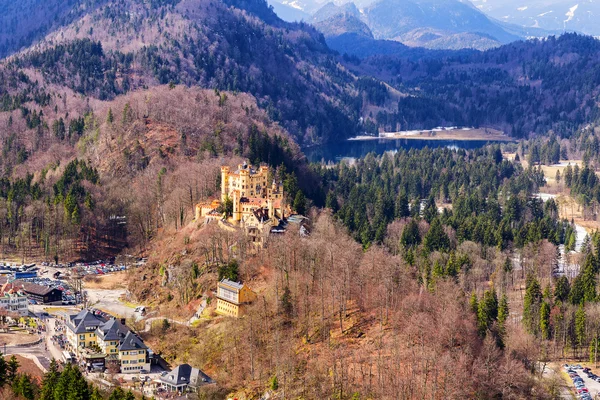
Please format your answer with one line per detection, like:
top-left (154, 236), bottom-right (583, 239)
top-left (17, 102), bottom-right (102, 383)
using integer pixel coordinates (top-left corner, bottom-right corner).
top-left (347, 127), bottom-right (513, 142)
top-left (348, 135), bottom-right (515, 142)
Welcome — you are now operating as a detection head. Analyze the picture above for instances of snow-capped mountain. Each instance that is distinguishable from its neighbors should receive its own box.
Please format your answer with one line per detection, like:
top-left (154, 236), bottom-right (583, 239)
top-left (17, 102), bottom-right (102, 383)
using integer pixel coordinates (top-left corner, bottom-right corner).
top-left (471, 0), bottom-right (600, 35)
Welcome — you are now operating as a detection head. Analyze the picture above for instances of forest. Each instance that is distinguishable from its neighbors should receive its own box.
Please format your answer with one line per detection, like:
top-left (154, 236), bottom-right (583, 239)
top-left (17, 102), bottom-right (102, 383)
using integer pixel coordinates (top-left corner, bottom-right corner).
top-left (0, 355), bottom-right (147, 400)
top-left (352, 34), bottom-right (600, 139)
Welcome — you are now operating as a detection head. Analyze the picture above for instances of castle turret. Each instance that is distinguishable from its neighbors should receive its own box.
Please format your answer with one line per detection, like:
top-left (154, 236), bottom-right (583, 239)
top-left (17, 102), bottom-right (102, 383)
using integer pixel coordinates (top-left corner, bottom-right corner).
top-left (232, 190), bottom-right (242, 223)
top-left (221, 166), bottom-right (230, 202)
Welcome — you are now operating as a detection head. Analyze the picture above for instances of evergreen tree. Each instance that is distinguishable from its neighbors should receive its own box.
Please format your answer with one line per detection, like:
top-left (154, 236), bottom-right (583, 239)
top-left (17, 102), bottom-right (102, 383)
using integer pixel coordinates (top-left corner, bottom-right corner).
top-left (540, 301), bottom-right (551, 340)
top-left (477, 289), bottom-right (498, 336)
top-left (39, 359), bottom-right (60, 400)
top-left (523, 275), bottom-right (542, 335)
top-left (432, 260), bottom-right (445, 279)
top-left (554, 276), bottom-right (570, 303)
top-left (0, 352), bottom-right (7, 388)
top-left (109, 387), bottom-right (126, 400)
top-left (576, 303), bottom-right (587, 349)
top-left (497, 294), bottom-right (509, 334)
top-left (90, 387), bottom-right (104, 400)
top-left (325, 191), bottom-right (339, 213)
top-left (400, 219), bottom-right (420, 248)
top-left (293, 190), bottom-right (307, 215)
top-left (395, 194), bottom-right (410, 218)
top-left (422, 196), bottom-right (437, 223)
top-left (423, 218), bottom-right (450, 253)
top-left (469, 291), bottom-right (479, 315)
top-left (13, 373), bottom-right (36, 400)
top-left (7, 355), bottom-right (19, 382)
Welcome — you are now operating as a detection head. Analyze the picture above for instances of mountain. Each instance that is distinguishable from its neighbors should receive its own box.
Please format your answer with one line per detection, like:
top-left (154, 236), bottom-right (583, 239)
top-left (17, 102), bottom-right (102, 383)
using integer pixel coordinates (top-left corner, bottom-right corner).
top-left (312, 2), bottom-right (374, 38)
top-left (3, 0), bottom-right (380, 145)
top-left (267, 0), bottom-right (311, 21)
top-left (307, 0), bottom-right (524, 51)
top-left (471, 0), bottom-right (600, 36)
top-left (0, 0), bottom-right (113, 58)
top-left (364, 0), bottom-right (521, 49)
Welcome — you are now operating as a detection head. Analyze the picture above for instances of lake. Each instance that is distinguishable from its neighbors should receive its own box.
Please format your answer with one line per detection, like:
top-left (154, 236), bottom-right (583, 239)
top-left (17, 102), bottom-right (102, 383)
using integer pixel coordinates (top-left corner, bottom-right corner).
top-left (304, 138), bottom-right (507, 163)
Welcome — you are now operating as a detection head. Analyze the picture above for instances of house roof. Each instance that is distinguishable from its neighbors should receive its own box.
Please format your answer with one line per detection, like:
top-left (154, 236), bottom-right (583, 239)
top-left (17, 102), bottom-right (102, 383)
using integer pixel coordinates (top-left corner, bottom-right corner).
top-left (160, 363), bottom-right (213, 387)
top-left (240, 197), bottom-right (265, 207)
top-left (0, 282), bottom-right (26, 297)
top-left (66, 310), bottom-right (105, 334)
top-left (219, 279), bottom-right (243, 291)
top-left (96, 318), bottom-right (130, 342)
top-left (13, 280), bottom-right (59, 296)
top-left (253, 208), bottom-right (269, 223)
top-left (118, 331), bottom-right (148, 351)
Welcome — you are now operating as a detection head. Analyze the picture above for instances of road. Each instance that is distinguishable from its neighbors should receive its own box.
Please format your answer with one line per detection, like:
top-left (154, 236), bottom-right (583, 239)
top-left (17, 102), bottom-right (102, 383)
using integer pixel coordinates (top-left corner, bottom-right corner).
top-left (85, 288), bottom-right (140, 320)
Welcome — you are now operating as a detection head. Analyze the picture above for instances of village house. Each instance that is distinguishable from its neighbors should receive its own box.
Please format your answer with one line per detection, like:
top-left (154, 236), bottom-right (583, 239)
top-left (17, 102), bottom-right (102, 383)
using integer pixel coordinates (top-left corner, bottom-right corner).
top-left (0, 282), bottom-right (29, 316)
top-left (14, 280), bottom-right (63, 304)
top-left (215, 279), bottom-right (256, 318)
top-left (159, 363), bottom-right (214, 393)
top-left (118, 331), bottom-right (151, 373)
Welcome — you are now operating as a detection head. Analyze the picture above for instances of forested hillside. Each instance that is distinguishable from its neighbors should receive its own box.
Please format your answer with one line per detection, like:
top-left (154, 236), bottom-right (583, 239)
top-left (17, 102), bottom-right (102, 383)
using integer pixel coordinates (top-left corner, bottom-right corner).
top-left (5, 0), bottom-right (374, 145)
top-left (345, 34), bottom-right (600, 137)
top-left (0, 83), bottom-right (312, 261)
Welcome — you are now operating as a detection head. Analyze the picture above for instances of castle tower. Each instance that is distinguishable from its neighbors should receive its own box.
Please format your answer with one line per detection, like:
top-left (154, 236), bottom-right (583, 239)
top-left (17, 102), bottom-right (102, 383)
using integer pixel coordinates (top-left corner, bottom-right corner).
top-left (232, 190), bottom-right (241, 223)
top-left (267, 199), bottom-right (274, 219)
top-left (221, 166), bottom-right (230, 202)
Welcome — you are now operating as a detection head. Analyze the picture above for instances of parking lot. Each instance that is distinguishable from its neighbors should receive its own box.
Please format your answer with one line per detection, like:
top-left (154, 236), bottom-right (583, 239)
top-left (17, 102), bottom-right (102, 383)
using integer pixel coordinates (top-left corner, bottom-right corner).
top-left (1, 258), bottom-right (146, 307)
top-left (564, 364), bottom-right (600, 399)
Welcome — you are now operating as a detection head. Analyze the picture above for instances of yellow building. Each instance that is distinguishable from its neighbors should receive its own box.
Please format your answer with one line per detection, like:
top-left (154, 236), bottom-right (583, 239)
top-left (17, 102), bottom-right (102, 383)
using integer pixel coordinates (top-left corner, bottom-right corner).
top-left (96, 318), bottom-right (129, 359)
top-left (215, 279), bottom-right (256, 318)
top-left (65, 311), bottom-right (151, 373)
top-left (118, 331), bottom-right (150, 373)
top-left (64, 310), bottom-right (103, 356)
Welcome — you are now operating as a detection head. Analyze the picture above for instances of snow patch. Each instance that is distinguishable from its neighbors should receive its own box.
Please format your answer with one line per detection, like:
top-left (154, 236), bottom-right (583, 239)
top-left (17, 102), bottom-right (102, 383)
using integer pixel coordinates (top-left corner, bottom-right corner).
top-left (538, 10), bottom-right (553, 17)
top-left (282, 1), bottom-right (304, 10)
top-left (517, 6), bottom-right (528, 11)
top-left (565, 4), bottom-right (579, 24)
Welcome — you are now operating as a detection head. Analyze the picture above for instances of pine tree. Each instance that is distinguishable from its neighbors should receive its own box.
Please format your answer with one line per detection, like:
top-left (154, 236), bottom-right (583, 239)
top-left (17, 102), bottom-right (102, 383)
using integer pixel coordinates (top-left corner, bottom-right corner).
top-left (106, 107), bottom-right (114, 124)
top-left (553, 276), bottom-right (570, 303)
top-left (576, 303), bottom-right (587, 349)
top-left (90, 387), bottom-right (104, 400)
top-left (400, 219), bottom-right (420, 248)
top-left (523, 275), bottom-right (542, 335)
top-left (7, 355), bottom-right (19, 382)
top-left (109, 387), bottom-right (125, 400)
top-left (13, 373), bottom-right (35, 400)
top-left (497, 294), bottom-right (509, 329)
top-left (469, 291), bottom-right (479, 315)
top-left (477, 289), bottom-right (498, 336)
top-left (293, 191), bottom-right (307, 215)
top-left (40, 359), bottom-right (60, 400)
top-left (0, 352), bottom-right (7, 388)
top-left (423, 218), bottom-right (450, 253)
top-left (395, 193), bottom-right (410, 218)
top-left (432, 260), bottom-right (445, 279)
top-left (581, 253), bottom-right (598, 303)
top-left (540, 302), bottom-right (551, 340)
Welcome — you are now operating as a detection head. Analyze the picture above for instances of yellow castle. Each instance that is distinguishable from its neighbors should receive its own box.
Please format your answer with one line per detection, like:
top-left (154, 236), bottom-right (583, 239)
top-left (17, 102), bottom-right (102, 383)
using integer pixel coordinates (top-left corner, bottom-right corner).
top-left (195, 162), bottom-right (286, 245)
